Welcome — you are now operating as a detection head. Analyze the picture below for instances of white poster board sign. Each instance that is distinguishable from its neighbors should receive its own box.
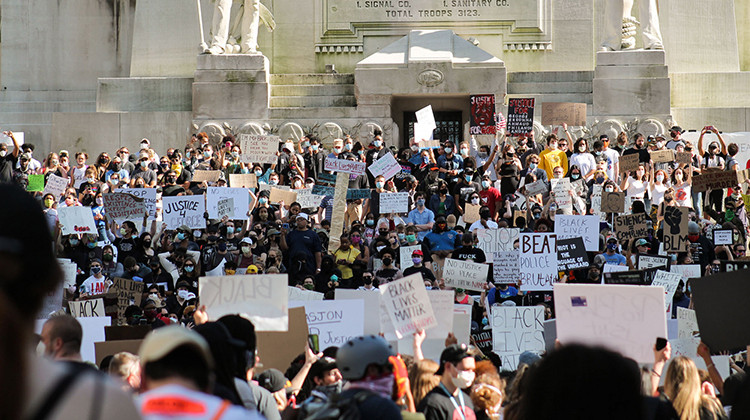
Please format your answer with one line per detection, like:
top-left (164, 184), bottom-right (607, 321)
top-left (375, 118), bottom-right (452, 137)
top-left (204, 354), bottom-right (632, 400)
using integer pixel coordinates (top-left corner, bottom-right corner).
top-left (554, 215), bottom-right (599, 252)
top-left (162, 195), bottom-right (206, 229)
top-left (58, 206), bottom-right (97, 236)
top-left (399, 245), bottom-right (421, 271)
top-left (239, 134), bottom-right (279, 164)
top-left (395, 290), bottom-right (455, 361)
top-left (650, 270), bottom-right (683, 312)
top-left (477, 228), bottom-right (519, 254)
top-left (296, 189), bottom-right (326, 209)
top-left (519, 233), bottom-right (558, 291)
top-left (380, 273), bottom-right (436, 339)
top-left (216, 198), bottom-right (234, 219)
top-left (36, 317), bottom-right (110, 364)
top-left (324, 158), bottom-right (366, 176)
top-left (288, 286), bottom-right (324, 302)
top-left (677, 307), bottom-right (700, 339)
top-left (493, 251), bottom-right (519, 284)
top-left (199, 275), bottom-right (288, 331)
top-left (294, 299), bottom-right (364, 349)
top-left (368, 153), bottom-right (401, 180)
top-left (336, 289), bottom-right (382, 335)
top-left (442, 259), bottom-right (489, 291)
top-left (670, 264), bottom-right (701, 282)
top-left (554, 283), bottom-right (667, 363)
top-left (58, 258), bottom-right (79, 288)
top-left (491, 306), bottom-right (545, 370)
top-left (69, 298), bottom-right (106, 318)
top-left (206, 187), bottom-right (248, 219)
top-left (416, 105), bottom-right (437, 131)
top-left (43, 174), bottom-right (68, 199)
top-left (551, 178), bottom-right (572, 212)
top-left (379, 192), bottom-right (409, 214)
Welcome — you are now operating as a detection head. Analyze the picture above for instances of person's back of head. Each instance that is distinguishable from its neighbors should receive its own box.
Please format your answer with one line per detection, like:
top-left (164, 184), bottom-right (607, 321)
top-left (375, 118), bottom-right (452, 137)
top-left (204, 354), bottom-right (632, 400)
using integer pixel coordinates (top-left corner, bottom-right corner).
top-left (109, 352), bottom-right (141, 391)
top-left (665, 356), bottom-right (725, 420)
top-left (515, 344), bottom-right (642, 420)
top-left (217, 314), bottom-right (257, 374)
top-left (41, 314), bottom-right (83, 360)
top-left (139, 326), bottom-right (214, 393)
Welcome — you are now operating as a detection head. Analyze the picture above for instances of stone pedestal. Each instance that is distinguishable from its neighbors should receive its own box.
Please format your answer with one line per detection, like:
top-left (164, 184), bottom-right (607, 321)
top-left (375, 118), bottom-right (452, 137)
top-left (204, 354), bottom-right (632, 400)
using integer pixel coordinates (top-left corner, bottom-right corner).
top-left (593, 50), bottom-right (671, 117)
top-left (192, 54), bottom-right (270, 120)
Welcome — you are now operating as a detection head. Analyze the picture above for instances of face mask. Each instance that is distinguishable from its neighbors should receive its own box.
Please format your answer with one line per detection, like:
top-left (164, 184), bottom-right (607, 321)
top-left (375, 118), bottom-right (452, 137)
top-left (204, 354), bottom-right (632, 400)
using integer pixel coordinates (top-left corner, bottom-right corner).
top-left (421, 155), bottom-right (430, 164)
top-left (465, 175), bottom-right (472, 183)
top-left (366, 220), bottom-right (374, 227)
top-left (397, 233), bottom-right (405, 241)
top-left (120, 228), bottom-right (128, 236)
top-left (351, 236), bottom-right (361, 244)
top-left (69, 238), bottom-right (79, 246)
top-left (217, 242), bottom-right (227, 252)
top-left (0, 150), bottom-right (6, 157)
top-left (411, 145), bottom-right (419, 152)
top-left (471, 197), bottom-right (480, 205)
top-left (481, 317), bottom-right (489, 326)
top-left (87, 242), bottom-right (96, 249)
top-left (358, 150), bottom-right (365, 156)
top-left (656, 174), bottom-right (664, 182)
top-left (203, 151), bottom-right (212, 158)
top-left (225, 227), bottom-right (235, 235)
top-left (344, 144), bottom-right (353, 151)
top-left (44, 198), bottom-right (54, 208)
top-left (259, 197), bottom-right (268, 205)
top-left (607, 243), bottom-right (617, 251)
top-left (579, 146), bottom-right (586, 152)
top-left (528, 162), bottom-right (537, 170)
top-left (312, 144), bottom-right (319, 151)
top-left (571, 174), bottom-right (580, 180)
top-left (269, 179), bottom-right (278, 185)
top-left (417, 199), bottom-right (425, 207)
top-left (373, 140), bottom-right (382, 148)
top-left (412, 257), bottom-right (422, 265)
top-left (86, 177), bottom-right (96, 184)
top-left (95, 197), bottom-right (104, 206)
top-left (334, 147), bottom-right (342, 154)
top-left (477, 152), bottom-right (488, 159)
top-left (177, 289), bottom-right (189, 299)
top-left (90, 266), bottom-right (101, 275)
top-left (460, 148), bottom-right (469, 156)
top-left (405, 234), bottom-right (416, 243)
top-left (184, 266), bottom-right (194, 273)
top-left (140, 161), bottom-right (148, 168)
top-left (376, 181), bottom-right (384, 189)
top-left (688, 234), bottom-right (700, 242)
top-left (303, 283), bottom-right (314, 290)
top-left (382, 258), bottom-right (393, 266)
top-left (140, 142), bottom-right (149, 150)
top-left (451, 370), bottom-right (475, 389)
top-left (482, 180), bottom-right (490, 189)
top-left (605, 187), bottom-right (614, 193)
top-left (444, 147), bottom-right (452, 154)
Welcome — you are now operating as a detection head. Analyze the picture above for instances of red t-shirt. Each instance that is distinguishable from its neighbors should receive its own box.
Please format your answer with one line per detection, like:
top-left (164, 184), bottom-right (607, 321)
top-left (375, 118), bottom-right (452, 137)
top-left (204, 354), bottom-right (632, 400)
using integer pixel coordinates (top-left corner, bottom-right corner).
top-left (479, 187), bottom-right (502, 217)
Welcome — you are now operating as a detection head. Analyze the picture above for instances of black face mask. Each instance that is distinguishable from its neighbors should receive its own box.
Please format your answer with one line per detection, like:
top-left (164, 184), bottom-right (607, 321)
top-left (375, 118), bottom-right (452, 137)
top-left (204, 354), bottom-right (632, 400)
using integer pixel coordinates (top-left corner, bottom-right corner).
top-left (363, 277), bottom-right (373, 285)
top-left (378, 230), bottom-right (388, 236)
top-left (480, 211), bottom-right (491, 219)
top-left (382, 258), bottom-right (393, 266)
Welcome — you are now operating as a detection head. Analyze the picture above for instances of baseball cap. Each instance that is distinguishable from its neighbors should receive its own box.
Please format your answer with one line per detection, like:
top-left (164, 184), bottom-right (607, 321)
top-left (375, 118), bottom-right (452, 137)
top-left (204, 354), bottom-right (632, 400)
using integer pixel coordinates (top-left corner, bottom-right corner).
top-left (435, 343), bottom-right (472, 375)
top-left (309, 357), bottom-right (338, 379)
top-left (412, 249), bottom-right (423, 257)
top-left (296, 213), bottom-right (309, 221)
top-left (139, 326), bottom-right (213, 368)
top-left (247, 265), bottom-right (259, 274)
top-left (688, 221), bottom-right (700, 234)
top-left (635, 239), bottom-right (649, 247)
top-left (240, 237), bottom-right (253, 245)
top-left (257, 369), bottom-right (292, 393)
top-left (670, 126), bottom-right (684, 134)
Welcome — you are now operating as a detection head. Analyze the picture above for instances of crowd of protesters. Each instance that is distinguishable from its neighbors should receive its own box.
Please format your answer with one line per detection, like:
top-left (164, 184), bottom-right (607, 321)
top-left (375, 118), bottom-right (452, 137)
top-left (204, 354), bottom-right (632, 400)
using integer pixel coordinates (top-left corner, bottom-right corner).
top-left (1, 121), bottom-right (749, 419)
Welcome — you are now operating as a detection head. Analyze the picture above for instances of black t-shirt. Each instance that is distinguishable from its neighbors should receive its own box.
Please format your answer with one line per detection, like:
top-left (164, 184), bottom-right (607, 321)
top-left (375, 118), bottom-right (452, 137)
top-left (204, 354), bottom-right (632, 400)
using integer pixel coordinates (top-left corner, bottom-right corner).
top-left (114, 237), bottom-right (141, 264)
top-left (451, 245), bottom-right (486, 263)
top-left (623, 147), bottom-right (650, 164)
top-left (418, 386), bottom-right (476, 420)
top-left (403, 265), bottom-right (436, 283)
top-left (394, 160), bottom-right (415, 190)
top-left (0, 153), bottom-right (18, 183)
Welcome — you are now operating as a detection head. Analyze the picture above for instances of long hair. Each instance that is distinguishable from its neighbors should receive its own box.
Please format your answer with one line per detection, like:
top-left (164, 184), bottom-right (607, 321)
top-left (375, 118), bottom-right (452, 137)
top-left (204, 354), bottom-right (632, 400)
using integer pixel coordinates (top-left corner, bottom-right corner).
top-left (664, 356), bottom-right (726, 420)
top-left (471, 373), bottom-right (505, 420)
top-left (408, 359), bottom-right (439, 406)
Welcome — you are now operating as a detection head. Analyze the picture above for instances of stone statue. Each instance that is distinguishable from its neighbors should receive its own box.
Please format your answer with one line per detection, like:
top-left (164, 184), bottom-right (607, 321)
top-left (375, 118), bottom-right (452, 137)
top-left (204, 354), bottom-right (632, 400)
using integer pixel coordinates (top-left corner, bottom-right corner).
top-left (600, 0), bottom-right (663, 51)
top-left (204, 0), bottom-right (275, 55)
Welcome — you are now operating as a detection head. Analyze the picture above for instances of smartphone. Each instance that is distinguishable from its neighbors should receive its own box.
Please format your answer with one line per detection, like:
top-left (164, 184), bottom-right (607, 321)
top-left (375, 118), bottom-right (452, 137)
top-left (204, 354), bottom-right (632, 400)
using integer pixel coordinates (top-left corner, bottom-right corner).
top-left (655, 337), bottom-right (668, 351)
top-left (282, 223), bottom-right (290, 230)
top-left (704, 126), bottom-right (715, 132)
top-left (307, 334), bottom-right (319, 353)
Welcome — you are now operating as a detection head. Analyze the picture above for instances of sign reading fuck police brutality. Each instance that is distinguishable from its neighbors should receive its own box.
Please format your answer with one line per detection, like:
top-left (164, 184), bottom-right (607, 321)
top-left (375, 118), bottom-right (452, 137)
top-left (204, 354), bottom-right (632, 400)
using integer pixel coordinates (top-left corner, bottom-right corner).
top-left (200, 275), bottom-right (288, 331)
top-left (380, 273), bottom-right (437, 339)
top-left (519, 233), bottom-right (558, 291)
top-left (162, 195), bottom-right (206, 230)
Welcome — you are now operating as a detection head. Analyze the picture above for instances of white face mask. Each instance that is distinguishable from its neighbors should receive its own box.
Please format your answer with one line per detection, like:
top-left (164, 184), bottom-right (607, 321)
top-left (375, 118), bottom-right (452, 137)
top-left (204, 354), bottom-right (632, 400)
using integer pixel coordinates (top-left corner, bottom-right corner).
top-left (451, 369), bottom-right (475, 389)
top-left (140, 142), bottom-right (149, 150)
top-left (605, 187), bottom-right (614, 193)
top-left (177, 289), bottom-right (189, 300)
top-left (656, 174), bottom-right (664, 182)
top-left (471, 198), bottom-right (480, 205)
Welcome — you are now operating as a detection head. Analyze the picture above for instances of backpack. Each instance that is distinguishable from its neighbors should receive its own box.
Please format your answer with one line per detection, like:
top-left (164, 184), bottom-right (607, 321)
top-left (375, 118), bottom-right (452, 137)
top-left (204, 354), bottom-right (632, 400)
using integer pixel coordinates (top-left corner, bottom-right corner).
top-left (300, 389), bottom-right (373, 420)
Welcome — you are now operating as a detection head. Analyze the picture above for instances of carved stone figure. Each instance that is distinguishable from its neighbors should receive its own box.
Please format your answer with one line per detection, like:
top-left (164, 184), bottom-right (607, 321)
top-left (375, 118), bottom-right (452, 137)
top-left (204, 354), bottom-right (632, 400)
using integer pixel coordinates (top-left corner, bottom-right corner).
top-left (204, 0), bottom-right (275, 55)
top-left (600, 0), bottom-right (663, 51)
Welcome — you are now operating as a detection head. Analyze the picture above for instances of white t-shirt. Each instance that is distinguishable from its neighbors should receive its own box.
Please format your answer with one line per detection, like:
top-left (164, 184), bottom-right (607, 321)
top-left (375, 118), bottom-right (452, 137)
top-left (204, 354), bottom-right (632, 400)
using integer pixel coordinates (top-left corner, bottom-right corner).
top-left (80, 275), bottom-right (107, 295)
top-left (602, 149), bottom-right (620, 181)
top-left (674, 183), bottom-right (693, 208)
top-left (651, 183), bottom-right (669, 207)
top-left (71, 165), bottom-right (88, 189)
top-left (469, 219), bottom-right (499, 232)
top-left (625, 177), bottom-right (648, 200)
top-left (569, 153), bottom-right (597, 180)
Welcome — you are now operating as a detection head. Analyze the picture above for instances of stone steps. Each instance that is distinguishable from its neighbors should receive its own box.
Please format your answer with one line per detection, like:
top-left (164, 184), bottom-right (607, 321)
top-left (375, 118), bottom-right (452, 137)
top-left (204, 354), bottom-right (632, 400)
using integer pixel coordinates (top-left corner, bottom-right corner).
top-left (269, 107), bottom-right (359, 119)
top-left (508, 71), bottom-right (594, 83)
top-left (0, 90), bottom-right (97, 102)
top-left (270, 95), bottom-right (357, 108)
top-left (506, 93), bottom-right (594, 104)
top-left (271, 84), bottom-right (355, 97)
top-left (0, 101), bottom-right (95, 113)
top-left (270, 73), bottom-right (355, 85)
top-left (508, 82), bottom-right (593, 94)
top-left (506, 71), bottom-right (594, 106)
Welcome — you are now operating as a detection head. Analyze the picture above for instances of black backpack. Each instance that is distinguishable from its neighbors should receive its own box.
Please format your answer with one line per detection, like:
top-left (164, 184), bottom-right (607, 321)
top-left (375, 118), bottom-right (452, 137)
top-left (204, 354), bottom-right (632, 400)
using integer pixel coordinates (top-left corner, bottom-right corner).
top-left (301, 390), bottom-right (373, 420)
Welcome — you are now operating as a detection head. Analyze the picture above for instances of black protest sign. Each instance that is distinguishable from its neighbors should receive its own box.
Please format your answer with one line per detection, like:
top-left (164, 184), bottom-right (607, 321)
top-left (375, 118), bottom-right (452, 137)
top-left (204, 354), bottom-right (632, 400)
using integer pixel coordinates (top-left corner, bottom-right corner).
top-left (603, 270), bottom-right (647, 285)
top-left (720, 260), bottom-right (750, 272)
top-left (557, 237), bottom-right (589, 271)
top-left (507, 98), bottom-right (535, 135)
top-left (663, 206), bottom-right (690, 252)
top-left (692, 269), bottom-right (750, 353)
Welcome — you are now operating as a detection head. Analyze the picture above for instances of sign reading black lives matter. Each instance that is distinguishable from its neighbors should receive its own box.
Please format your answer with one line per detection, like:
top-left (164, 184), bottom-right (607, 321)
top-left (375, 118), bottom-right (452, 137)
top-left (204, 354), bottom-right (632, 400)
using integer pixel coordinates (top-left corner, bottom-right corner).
top-left (507, 98), bottom-right (535, 135)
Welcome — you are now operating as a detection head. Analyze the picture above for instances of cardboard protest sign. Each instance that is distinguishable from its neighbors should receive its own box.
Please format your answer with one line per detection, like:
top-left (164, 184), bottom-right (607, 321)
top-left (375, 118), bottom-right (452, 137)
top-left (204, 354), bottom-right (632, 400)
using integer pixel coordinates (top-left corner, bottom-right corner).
top-left (519, 233), bottom-right (558, 291)
top-left (637, 254), bottom-right (670, 271)
top-left (379, 192), bottom-right (409, 213)
top-left (229, 173), bottom-right (257, 189)
top-left (368, 153), bottom-right (401, 180)
top-left (380, 273), bottom-right (437, 339)
top-left (676, 152), bottom-right (692, 165)
top-left (712, 229), bottom-right (733, 245)
top-left (677, 307), bottom-right (700, 339)
top-left (651, 149), bottom-right (675, 163)
top-left (554, 215), bottom-right (598, 252)
top-left (523, 179), bottom-right (547, 196)
top-left (416, 105), bottom-right (437, 131)
top-left (491, 306), bottom-right (545, 370)
top-left (324, 158), bottom-right (366, 176)
top-left (601, 191), bottom-right (625, 213)
top-left (312, 185), bottom-right (335, 197)
top-left (399, 245), bottom-right (421, 271)
top-left (692, 169), bottom-right (742, 192)
top-left (614, 213), bottom-right (648, 242)
top-left (239, 134), bottom-right (280, 164)
top-left (557, 237), bottom-right (588, 271)
top-left (200, 274), bottom-right (288, 331)
top-left (294, 300), bottom-right (364, 349)
top-left (477, 228), bottom-right (519, 254)
top-left (463, 203), bottom-right (481, 224)
top-left (336, 289), bottom-right (382, 335)
top-left (442, 259), bottom-right (489, 291)
top-left (541, 102), bottom-right (586, 127)
top-left (192, 170), bottom-right (222, 183)
top-left (58, 206), bottom-right (97, 236)
top-left (115, 188), bottom-right (157, 220)
top-left (327, 173), bottom-right (350, 253)
top-left (691, 269), bottom-right (750, 352)
top-left (269, 187), bottom-right (298, 206)
top-left (162, 195), bottom-right (205, 229)
top-left (103, 193), bottom-right (146, 221)
top-left (256, 307), bottom-right (308, 374)
top-left (69, 298), bottom-right (106, 318)
top-left (554, 283), bottom-right (667, 363)
top-left (650, 270), bottom-right (683, 312)
top-left (619, 153), bottom-right (640, 174)
top-left (43, 174), bottom-right (68, 198)
top-left (663, 206), bottom-right (690, 252)
top-left (493, 251), bottom-right (519, 284)
top-left (206, 187), bottom-right (248, 219)
top-left (470, 95), bottom-right (497, 135)
top-left (27, 174), bottom-right (44, 192)
top-left (346, 189), bottom-right (371, 200)
top-left (296, 189), bottom-right (325, 209)
top-left (506, 98), bottom-right (535, 135)
top-left (110, 277), bottom-right (143, 324)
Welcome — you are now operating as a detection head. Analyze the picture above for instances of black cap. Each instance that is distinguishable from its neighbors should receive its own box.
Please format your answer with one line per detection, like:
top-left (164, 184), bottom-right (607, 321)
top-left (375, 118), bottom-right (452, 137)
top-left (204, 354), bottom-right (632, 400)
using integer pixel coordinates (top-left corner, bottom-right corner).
top-left (309, 357), bottom-right (337, 379)
top-left (435, 343), bottom-right (472, 375)
top-left (670, 126), bottom-right (684, 134)
top-left (256, 368), bottom-right (291, 393)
